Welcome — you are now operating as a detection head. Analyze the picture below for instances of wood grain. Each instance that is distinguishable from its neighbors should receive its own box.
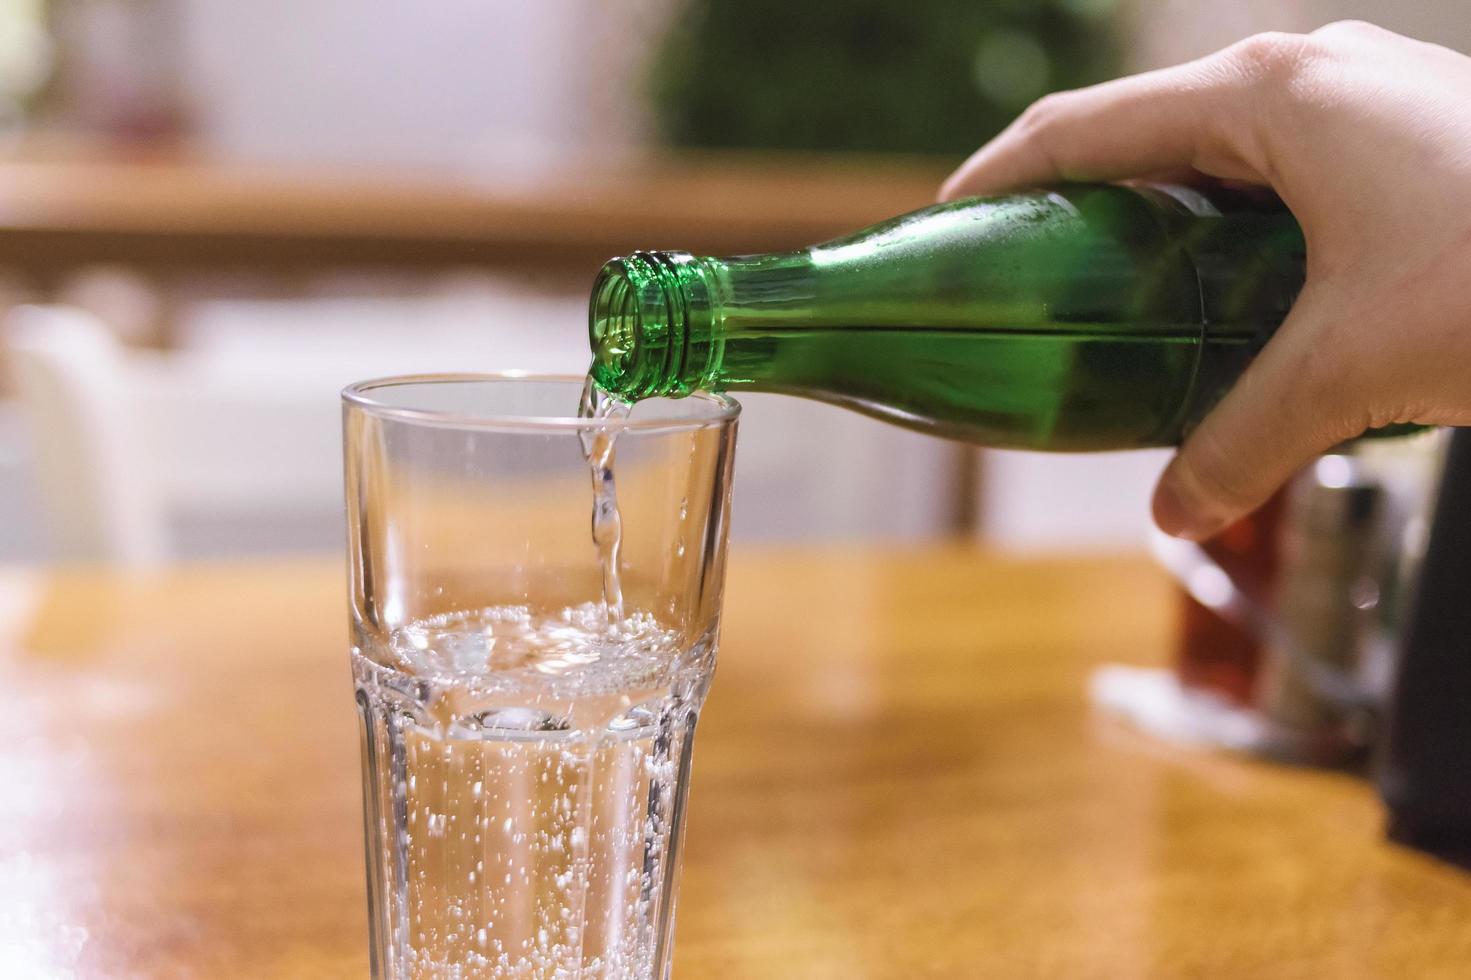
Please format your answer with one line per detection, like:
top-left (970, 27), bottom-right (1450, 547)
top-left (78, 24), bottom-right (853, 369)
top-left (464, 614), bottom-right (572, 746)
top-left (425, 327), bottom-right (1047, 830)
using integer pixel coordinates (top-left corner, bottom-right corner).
top-left (4, 549), bottom-right (1471, 978)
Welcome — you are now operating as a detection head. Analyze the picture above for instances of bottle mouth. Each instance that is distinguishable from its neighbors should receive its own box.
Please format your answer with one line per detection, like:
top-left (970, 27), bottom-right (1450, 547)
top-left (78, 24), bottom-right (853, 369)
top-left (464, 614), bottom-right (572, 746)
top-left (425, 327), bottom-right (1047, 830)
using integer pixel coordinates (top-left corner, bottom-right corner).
top-left (589, 260), bottom-right (641, 391)
top-left (588, 251), bottom-right (711, 400)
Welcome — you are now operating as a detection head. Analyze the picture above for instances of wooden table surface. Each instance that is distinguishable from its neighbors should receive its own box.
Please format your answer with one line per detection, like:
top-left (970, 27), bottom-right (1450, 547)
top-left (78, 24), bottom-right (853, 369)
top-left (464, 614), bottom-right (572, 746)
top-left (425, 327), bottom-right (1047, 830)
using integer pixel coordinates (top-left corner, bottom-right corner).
top-left (5, 547), bottom-right (1471, 979)
top-left (0, 151), bottom-right (951, 280)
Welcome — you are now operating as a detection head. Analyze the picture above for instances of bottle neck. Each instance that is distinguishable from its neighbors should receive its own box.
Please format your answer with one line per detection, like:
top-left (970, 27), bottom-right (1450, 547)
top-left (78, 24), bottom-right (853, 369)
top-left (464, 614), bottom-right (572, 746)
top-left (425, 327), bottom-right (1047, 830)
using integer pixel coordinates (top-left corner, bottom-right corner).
top-left (589, 250), bottom-right (720, 399)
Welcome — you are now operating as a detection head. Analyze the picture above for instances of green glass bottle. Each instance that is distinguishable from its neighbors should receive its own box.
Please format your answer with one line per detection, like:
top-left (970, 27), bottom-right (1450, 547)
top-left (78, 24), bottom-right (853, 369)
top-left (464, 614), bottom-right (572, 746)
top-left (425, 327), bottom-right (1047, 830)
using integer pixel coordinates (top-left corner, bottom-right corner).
top-left (588, 183), bottom-right (1305, 451)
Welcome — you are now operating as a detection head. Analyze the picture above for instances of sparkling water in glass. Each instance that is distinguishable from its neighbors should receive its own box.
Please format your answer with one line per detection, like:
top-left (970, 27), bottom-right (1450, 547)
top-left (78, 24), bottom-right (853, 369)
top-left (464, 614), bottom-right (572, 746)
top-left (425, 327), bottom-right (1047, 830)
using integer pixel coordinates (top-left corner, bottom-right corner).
top-left (343, 376), bottom-right (738, 979)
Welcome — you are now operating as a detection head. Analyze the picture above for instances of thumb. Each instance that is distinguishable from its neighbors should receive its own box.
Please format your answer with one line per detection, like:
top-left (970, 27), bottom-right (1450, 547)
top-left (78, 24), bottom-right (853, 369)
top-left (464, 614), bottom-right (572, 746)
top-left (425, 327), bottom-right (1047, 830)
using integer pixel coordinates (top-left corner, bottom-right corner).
top-left (1152, 292), bottom-right (1360, 539)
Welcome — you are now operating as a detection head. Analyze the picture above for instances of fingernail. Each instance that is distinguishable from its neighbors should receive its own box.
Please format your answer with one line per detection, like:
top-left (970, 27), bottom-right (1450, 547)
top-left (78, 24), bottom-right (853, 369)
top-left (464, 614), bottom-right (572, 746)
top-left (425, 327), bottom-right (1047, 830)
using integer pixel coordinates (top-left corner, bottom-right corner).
top-left (1153, 481), bottom-right (1219, 541)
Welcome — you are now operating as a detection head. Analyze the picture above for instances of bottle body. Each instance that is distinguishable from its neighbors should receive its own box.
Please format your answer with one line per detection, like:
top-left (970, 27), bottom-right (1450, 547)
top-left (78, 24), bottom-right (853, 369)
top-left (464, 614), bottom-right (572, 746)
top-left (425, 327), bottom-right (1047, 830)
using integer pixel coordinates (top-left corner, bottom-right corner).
top-left (589, 183), bottom-right (1305, 451)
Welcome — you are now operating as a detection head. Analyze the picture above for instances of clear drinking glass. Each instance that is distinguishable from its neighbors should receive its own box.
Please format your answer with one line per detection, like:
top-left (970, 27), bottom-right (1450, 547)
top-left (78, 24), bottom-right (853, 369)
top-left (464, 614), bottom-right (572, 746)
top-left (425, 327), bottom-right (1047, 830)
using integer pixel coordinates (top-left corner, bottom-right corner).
top-left (343, 375), bottom-right (739, 979)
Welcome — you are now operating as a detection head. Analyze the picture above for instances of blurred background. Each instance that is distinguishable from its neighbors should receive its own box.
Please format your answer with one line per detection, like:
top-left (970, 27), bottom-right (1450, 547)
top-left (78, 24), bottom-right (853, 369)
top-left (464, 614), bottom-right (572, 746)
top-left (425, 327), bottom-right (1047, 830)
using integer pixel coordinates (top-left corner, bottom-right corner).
top-left (0, 0), bottom-right (1466, 565)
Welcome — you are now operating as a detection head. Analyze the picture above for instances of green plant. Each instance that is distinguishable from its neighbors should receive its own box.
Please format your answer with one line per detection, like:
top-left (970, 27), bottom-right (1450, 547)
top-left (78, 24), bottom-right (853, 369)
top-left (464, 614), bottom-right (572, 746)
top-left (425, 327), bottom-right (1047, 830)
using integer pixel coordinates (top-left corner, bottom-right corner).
top-left (649, 0), bottom-right (1122, 156)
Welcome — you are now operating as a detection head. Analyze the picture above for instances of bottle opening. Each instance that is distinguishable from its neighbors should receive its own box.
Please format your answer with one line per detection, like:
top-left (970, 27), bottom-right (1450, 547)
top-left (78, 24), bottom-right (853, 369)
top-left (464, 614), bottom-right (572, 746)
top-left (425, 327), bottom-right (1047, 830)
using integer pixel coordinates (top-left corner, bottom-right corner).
top-left (589, 261), bottom-right (641, 392)
top-left (588, 251), bottom-right (713, 400)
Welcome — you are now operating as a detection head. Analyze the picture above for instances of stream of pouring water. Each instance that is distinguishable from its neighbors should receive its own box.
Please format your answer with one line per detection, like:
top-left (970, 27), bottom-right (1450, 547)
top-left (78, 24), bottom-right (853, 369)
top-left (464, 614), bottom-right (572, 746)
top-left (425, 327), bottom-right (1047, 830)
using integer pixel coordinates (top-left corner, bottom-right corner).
top-left (579, 375), bottom-right (633, 620)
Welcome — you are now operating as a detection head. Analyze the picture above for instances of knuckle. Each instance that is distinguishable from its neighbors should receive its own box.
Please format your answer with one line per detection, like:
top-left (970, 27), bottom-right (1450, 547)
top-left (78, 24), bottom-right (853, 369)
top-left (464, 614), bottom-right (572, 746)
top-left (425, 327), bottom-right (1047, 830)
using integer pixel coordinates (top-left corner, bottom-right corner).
top-left (1224, 31), bottom-right (1311, 81)
top-left (1009, 92), bottom-right (1076, 175)
top-left (1335, 373), bottom-right (1412, 433)
top-left (1312, 19), bottom-right (1385, 42)
top-left (1362, 402), bottom-right (1410, 431)
top-left (1015, 92), bottom-right (1069, 133)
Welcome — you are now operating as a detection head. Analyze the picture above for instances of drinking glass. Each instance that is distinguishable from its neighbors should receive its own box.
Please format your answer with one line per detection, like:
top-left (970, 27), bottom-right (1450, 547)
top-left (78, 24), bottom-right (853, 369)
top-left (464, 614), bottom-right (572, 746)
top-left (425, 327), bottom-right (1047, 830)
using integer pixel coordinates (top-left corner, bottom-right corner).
top-left (343, 374), bottom-right (739, 979)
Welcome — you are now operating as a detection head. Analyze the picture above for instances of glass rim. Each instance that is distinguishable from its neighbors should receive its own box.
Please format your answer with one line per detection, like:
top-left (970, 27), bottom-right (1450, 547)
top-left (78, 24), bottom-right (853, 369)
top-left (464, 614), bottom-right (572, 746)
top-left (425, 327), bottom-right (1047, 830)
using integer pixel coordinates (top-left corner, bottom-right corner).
top-left (341, 372), bottom-right (741, 432)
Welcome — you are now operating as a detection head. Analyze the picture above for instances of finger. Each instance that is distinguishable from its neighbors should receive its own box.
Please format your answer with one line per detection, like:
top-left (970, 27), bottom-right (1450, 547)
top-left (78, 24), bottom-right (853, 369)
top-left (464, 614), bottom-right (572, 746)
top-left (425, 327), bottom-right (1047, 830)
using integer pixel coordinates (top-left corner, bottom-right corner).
top-left (1151, 290), bottom-right (1364, 539)
top-left (939, 40), bottom-right (1285, 201)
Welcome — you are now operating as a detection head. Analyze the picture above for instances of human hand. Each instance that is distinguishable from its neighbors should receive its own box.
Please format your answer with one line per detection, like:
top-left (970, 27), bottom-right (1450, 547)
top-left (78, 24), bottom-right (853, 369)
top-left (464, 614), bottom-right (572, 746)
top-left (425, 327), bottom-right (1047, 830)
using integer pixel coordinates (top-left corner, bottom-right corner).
top-left (942, 22), bottom-right (1471, 539)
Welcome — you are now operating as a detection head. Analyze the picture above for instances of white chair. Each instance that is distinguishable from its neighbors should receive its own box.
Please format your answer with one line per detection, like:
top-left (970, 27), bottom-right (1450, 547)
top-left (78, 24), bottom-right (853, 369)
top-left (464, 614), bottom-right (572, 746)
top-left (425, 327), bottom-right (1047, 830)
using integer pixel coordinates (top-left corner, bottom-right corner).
top-left (5, 305), bottom-right (167, 565)
top-left (5, 304), bottom-right (348, 565)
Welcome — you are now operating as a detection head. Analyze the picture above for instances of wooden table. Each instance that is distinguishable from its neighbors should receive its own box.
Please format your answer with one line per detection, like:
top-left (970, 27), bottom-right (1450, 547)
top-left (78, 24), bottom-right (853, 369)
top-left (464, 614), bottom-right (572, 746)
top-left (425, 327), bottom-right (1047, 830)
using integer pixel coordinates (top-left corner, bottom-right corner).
top-left (0, 151), bottom-right (952, 282)
top-left (5, 548), bottom-right (1471, 978)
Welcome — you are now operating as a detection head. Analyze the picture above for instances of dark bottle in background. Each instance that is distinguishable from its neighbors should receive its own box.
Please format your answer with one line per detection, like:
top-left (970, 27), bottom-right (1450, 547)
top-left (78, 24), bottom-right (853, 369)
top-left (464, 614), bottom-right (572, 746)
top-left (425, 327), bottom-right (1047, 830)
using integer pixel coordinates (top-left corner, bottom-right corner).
top-left (1173, 493), bottom-right (1287, 706)
top-left (1379, 427), bottom-right (1471, 867)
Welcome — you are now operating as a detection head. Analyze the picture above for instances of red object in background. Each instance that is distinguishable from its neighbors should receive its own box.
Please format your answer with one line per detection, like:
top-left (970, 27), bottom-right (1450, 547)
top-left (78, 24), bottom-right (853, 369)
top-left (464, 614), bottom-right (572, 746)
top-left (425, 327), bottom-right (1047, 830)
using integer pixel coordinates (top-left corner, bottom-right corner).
top-left (1174, 491), bottom-right (1287, 705)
